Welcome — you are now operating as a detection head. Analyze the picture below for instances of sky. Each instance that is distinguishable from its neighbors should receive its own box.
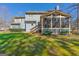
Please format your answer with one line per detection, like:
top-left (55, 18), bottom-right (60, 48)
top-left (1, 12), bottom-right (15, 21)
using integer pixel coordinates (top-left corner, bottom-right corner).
top-left (0, 3), bottom-right (77, 21)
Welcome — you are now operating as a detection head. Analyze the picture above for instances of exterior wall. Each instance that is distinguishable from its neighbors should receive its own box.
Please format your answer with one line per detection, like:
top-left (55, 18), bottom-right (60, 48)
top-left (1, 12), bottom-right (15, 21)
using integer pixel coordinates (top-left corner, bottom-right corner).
top-left (25, 14), bottom-right (41, 24)
top-left (25, 23), bottom-right (36, 32)
top-left (10, 24), bottom-right (20, 29)
top-left (13, 19), bottom-right (22, 23)
top-left (11, 18), bottom-right (25, 29)
top-left (20, 18), bottom-right (25, 29)
top-left (25, 14), bottom-right (42, 32)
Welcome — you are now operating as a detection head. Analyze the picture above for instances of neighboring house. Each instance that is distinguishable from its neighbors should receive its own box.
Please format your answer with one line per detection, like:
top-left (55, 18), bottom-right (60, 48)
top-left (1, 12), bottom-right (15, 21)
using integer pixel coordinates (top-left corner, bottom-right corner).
top-left (0, 19), bottom-right (8, 31)
top-left (10, 17), bottom-right (25, 30)
top-left (0, 25), bottom-right (5, 31)
top-left (10, 6), bottom-right (71, 34)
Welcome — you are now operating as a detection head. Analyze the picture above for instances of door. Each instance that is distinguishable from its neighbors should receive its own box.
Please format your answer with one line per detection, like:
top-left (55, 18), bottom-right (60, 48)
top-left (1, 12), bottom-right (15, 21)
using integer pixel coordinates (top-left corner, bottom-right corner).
top-left (25, 23), bottom-right (32, 32)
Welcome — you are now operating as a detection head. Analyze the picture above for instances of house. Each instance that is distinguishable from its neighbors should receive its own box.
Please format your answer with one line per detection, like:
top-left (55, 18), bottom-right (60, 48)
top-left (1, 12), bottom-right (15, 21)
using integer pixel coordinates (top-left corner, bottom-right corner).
top-left (11, 6), bottom-right (71, 34)
top-left (10, 17), bottom-right (25, 31)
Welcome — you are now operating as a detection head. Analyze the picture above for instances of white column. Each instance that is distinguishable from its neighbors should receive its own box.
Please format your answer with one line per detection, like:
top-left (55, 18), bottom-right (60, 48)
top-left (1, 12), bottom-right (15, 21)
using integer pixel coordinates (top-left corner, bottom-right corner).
top-left (51, 15), bottom-right (53, 30)
top-left (69, 18), bottom-right (71, 34)
top-left (56, 17), bottom-right (58, 34)
top-left (60, 15), bottom-right (62, 32)
top-left (41, 17), bottom-right (43, 34)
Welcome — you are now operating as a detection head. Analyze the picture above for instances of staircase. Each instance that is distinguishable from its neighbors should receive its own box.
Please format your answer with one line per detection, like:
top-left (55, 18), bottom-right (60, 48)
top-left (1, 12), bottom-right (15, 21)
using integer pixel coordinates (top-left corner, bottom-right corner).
top-left (30, 25), bottom-right (40, 33)
top-left (30, 22), bottom-right (41, 33)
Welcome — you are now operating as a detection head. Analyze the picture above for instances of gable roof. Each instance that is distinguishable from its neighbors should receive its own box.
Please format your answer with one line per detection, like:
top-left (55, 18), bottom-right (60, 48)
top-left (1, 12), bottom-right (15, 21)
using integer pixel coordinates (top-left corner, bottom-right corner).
top-left (25, 10), bottom-right (71, 18)
top-left (41, 10), bottom-right (71, 18)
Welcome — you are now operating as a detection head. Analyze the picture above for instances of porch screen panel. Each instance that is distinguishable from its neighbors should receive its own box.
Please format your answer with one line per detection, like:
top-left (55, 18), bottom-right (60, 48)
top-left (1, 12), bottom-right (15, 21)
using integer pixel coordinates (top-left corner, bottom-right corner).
top-left (61, 18), bottom-right (69, 28)
top-left (52, 17), bottom-right (60, 28)
top-left (43, 18), bottom-right (51, 28)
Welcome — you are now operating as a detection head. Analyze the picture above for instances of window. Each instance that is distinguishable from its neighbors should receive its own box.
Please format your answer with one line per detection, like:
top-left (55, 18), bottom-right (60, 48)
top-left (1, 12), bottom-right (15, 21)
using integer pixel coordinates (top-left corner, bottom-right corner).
top-left (25, 21), bottom-right (36, 26)
top-left (43, 18), bottom-right (51, 28)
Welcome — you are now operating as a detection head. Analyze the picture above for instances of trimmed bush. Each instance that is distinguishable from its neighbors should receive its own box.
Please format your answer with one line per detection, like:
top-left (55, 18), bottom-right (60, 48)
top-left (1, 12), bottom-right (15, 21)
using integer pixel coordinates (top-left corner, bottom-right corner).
top-left (42, 29), bottom-right (52, 35)
top-left (60, 29), bottom-right (69, 35)
top-left (9, 29), bottom-right (25, 32)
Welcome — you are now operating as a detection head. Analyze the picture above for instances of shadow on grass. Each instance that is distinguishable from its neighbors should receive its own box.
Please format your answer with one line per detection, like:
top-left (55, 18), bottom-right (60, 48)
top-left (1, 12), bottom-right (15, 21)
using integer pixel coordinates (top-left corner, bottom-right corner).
top-left (68, 39), bottom-right (79, 46)
top-left (56, 40), bottom-right (77, 56)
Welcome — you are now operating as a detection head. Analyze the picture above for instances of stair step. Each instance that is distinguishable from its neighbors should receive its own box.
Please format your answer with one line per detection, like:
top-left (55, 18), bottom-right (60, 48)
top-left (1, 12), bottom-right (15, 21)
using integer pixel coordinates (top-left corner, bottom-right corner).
top-left (30, 25), bottom-right (39, 33)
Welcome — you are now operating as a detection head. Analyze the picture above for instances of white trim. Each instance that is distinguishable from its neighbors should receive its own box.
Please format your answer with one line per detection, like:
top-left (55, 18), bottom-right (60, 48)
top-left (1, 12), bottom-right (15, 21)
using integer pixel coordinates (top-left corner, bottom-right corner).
top-left (45, 16), bottom-right (66, 18)
top-left (59, 15), bottom-right (62, 32)
top-left (69, 18), bottom-right (71, 34)
top-left (51, 14), bottom-right (53, 29)
top-left (41, 18), bottom-right (43, 33)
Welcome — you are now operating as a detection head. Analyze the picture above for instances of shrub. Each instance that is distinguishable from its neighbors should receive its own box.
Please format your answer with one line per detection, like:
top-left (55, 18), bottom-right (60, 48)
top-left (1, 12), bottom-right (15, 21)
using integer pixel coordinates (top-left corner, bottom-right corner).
top-left (60, 29), bottom-right (69, 35)
top-left (42, 29), bottom-right (52, 35)
top-left (9, 29), bottom-right (25, 32)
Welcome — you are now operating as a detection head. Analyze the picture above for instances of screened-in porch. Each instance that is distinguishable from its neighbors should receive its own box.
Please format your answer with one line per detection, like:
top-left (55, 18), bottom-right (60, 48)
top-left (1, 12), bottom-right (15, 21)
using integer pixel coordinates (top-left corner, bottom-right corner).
top-left (40, 11), bottom-right (71, 34)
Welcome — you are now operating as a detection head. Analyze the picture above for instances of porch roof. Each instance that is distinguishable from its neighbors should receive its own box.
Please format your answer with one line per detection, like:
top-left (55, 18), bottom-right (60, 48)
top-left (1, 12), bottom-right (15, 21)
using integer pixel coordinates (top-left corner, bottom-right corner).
top-left (41, 10), bottom-right (71, 18)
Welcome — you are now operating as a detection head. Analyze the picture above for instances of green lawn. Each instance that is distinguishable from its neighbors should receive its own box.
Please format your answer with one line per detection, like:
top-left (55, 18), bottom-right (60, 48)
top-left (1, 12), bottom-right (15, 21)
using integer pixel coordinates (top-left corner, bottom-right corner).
top-left (0, 33), bottom-right (79, 56)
